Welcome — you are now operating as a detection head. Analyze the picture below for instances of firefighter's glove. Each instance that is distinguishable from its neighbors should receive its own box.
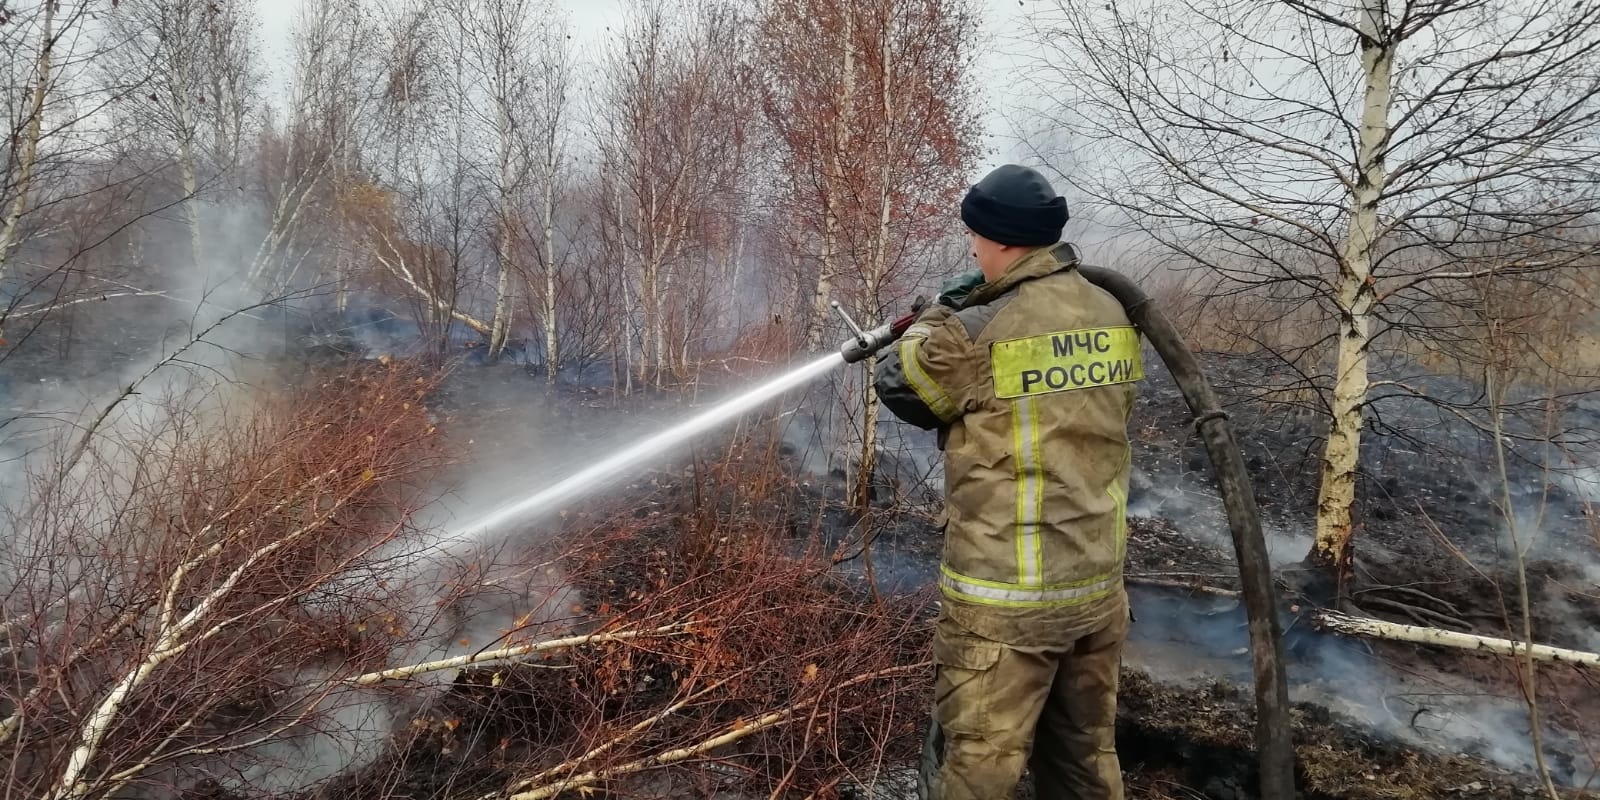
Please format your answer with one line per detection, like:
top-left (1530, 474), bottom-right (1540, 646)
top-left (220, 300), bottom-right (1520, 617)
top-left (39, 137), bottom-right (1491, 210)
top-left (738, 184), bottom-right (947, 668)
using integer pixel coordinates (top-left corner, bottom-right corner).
top-left (936, 270), bottom-right (985, 310)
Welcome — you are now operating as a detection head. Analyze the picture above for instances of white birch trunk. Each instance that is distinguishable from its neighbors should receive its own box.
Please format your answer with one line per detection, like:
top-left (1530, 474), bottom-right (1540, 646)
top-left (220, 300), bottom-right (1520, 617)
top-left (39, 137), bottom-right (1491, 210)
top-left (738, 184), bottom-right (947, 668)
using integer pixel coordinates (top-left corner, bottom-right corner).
top-left (648, 251), bottom-right (665, 388)
top-left (856, 20), bottom-right (894, 511)
top-left (804, 10), bottom-right (856, 352)
top-left (334, 143), bottom-right (354, 314)
top-left (488, 92), bottom-right (516, 362)
top-left (48, 490), bottom-right (344, 800)
top-left (856, 363), bottom-right (881, 510)
top-left (542, 156), bottom-right (559, 384)
top-left (617, 176), bottom-right (635, 396)
top-left (372, 242), bottom-right (492, 336)
top-left (1312, 611), bottom-right (1600, 668)
top-left (179, 136), bottom-right (207, 282)
top-left (350, 625), bottom-right (688, 686)
top-left (808, 224), bottom-right (837, 352)
top-left (0, 0), bottom-right (53, 294)
top-left (1309, 0), bottom-right (1393, 594)
top-left (728, 227), bottom-right (745, 330)
top-left (49, 626), bottom-right (197, 800)
top-left (488, 233), bottom-right (513, 360)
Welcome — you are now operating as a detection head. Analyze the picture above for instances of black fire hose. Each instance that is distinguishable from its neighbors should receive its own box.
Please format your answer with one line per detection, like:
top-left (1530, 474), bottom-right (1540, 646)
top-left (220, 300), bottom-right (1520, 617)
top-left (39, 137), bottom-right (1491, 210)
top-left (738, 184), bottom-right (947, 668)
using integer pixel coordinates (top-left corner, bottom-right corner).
top-left (912, 268), bottom-right (1295, 799)
top-left (1078, 266), bottom-right (1294, 798)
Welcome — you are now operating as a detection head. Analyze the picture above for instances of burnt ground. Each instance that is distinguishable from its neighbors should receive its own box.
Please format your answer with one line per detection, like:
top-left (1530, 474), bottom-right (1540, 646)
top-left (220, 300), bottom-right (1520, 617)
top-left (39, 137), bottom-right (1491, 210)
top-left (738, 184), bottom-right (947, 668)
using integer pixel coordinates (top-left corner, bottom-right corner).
top-left (1125, 353), bottom-right (1600, 647)
top-left (16, 288), bottom-right (1592, 797)
top-left (1122, 354), bottom-right (1600, 786)
top-left (350, 355), bottom-right (1600, 800)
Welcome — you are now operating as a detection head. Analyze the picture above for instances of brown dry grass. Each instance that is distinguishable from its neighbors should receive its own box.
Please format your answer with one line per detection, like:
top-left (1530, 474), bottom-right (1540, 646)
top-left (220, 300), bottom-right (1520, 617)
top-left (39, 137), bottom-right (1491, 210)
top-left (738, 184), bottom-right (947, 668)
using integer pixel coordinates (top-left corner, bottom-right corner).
top-left (1148, 264), bottom-right (1600, 393)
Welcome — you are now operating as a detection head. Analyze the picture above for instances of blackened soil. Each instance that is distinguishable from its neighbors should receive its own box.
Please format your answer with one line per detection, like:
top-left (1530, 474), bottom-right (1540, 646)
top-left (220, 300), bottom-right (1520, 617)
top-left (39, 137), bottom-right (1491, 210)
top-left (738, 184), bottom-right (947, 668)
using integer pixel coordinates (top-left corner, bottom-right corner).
top-left (1131, 355), bottom-right (1600, 650)
top-left (310, 361), bottom-right (1600, 800)
top-left (1115, 671), bottom-right (1579, 800)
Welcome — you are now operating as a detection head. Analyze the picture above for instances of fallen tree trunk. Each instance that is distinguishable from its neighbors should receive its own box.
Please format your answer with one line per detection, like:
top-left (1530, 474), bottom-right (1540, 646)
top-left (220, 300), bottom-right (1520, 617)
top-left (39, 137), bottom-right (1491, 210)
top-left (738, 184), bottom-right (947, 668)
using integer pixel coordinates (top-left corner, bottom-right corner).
top-left (1311, 610), bottom-right (1600, 668)
top-left (349, 624), bottom-right (692, 686)
top-left (1126, 575), bottom-right (1241, 598)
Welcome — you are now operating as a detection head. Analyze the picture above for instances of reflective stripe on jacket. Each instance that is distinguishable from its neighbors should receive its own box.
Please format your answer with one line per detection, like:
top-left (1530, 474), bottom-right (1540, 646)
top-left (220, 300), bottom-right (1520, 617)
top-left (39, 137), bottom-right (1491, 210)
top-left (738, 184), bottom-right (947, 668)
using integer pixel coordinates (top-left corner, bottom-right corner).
top-left (875, 243), bottom-right (1140, 646)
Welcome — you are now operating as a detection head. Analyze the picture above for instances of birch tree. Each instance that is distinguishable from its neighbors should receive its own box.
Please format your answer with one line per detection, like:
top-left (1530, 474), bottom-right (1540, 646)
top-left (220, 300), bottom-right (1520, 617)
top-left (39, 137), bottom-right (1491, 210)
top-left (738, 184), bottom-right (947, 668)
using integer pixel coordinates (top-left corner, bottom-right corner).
top-left (98, 0), bottom-right (263, 283)
top-left (457, 0), bottom-right (546, 363)
top-left (757, 0), bottom-right (861, 353)
top-left (1031, 0), bottom-right (1600, 602)
top-left (0, 366), bottom-right (447, 799)
top-left (523, 17), bottom-right (575, 383)
top-left (0, 2), bottom-right (149, 344)
top-left (0, 0), bottom-right (62, 294)
top-left (241, 0), bottom-right (386, 299)
top-left (759, 0), bottom-right (979, 507)
top-left (848, 0), bottom-right (979, 510)
top-left (348, 1), bottom-right (492, 354)
top-left (595, 0), bottom-right (753, 387)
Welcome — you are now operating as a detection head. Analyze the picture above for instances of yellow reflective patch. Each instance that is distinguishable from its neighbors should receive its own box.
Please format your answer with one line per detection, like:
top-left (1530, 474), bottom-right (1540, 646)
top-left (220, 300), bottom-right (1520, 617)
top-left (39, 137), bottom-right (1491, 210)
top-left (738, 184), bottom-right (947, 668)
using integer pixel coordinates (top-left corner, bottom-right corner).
top-left (990, 326), bottom-right (1144, 399)
top-left (900, 338), bottom-right (958, 421)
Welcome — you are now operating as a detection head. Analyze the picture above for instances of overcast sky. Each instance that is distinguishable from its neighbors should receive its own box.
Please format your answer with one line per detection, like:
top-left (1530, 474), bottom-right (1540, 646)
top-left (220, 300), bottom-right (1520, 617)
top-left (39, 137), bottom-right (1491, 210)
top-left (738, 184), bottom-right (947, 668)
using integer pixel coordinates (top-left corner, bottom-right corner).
top-left (251, 0), bottom-right (1057, 177)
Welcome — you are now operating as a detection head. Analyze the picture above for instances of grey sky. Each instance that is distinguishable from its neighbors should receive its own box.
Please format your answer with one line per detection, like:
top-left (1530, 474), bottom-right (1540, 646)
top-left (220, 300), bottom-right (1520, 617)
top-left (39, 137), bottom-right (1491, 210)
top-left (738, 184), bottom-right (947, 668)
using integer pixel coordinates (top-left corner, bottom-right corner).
top-left (252, 0), bottom-right (1055, 176)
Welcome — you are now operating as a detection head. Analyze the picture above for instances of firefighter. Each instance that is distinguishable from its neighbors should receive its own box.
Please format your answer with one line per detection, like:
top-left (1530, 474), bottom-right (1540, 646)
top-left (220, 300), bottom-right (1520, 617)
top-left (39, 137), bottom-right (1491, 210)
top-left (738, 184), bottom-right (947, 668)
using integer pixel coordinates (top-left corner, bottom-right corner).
top-left (875, 164), bottom-right (1141, 800)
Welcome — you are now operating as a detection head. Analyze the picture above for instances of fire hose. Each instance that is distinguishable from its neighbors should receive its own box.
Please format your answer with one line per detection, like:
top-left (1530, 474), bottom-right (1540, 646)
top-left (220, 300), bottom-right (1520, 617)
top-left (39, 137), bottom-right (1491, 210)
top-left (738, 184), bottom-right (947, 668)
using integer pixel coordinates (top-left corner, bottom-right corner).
top-left (837, 265), bottom-right (1295, 799)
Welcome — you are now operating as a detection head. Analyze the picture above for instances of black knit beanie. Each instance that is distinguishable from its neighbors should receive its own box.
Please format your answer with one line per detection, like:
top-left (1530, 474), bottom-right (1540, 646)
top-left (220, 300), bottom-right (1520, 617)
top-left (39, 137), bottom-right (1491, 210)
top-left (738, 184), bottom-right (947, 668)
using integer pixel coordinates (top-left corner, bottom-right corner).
top-left (959, 164), bottom-right (1069, 247)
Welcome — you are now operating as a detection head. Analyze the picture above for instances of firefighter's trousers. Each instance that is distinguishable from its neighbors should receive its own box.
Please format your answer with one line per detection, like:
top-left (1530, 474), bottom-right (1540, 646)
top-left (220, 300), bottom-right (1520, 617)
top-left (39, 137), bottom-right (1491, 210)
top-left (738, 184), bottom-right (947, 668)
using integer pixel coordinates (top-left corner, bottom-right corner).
top-left (927, 610), bottom-right (1128, 800)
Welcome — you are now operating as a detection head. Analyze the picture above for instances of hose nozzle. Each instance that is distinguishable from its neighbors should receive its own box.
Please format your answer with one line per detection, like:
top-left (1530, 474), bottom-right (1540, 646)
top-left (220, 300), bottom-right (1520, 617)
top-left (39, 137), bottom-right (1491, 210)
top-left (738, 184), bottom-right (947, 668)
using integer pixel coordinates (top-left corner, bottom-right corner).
top-left (832, 297), bottom-right (927, 364)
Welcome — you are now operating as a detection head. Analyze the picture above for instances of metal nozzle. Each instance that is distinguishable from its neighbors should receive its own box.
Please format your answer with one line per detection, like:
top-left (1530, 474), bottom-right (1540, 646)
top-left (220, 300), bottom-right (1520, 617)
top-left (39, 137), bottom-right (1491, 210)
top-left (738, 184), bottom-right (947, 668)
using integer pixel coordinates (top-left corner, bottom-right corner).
top-left (830, 300), bottom-right (870, 348)
top-left (832, 299), bottom-right (916, 364)
top-left (832, 301), bottom-right (888, 364)
top-left (839, 321), bottom-right (895, 364)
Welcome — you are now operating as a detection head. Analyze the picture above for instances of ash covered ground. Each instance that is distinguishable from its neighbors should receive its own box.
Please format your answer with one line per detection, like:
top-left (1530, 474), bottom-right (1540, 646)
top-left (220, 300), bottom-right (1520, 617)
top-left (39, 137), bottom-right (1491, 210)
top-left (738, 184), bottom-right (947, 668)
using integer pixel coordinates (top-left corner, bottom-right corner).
top-left (9, 304), bottom-right (1596, 799)
top-left (379, 352), bottom-right (1600, 800)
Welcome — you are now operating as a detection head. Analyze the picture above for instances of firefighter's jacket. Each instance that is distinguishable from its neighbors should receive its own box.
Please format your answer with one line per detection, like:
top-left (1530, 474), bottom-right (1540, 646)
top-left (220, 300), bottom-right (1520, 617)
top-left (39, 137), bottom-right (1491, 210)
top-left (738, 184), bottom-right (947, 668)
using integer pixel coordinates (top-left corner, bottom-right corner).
top-left (875, 243), bottom-right (1140, 647)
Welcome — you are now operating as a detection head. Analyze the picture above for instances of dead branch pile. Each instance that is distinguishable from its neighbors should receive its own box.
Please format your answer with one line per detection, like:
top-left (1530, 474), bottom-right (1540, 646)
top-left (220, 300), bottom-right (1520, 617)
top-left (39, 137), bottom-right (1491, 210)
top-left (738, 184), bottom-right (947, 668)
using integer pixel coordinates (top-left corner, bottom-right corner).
top-left (0, 363), bottom-right (449, 799)
top-left (362, 424), bottom-right (937, 800)
top-left (2, 387), bottom-right (933, 800)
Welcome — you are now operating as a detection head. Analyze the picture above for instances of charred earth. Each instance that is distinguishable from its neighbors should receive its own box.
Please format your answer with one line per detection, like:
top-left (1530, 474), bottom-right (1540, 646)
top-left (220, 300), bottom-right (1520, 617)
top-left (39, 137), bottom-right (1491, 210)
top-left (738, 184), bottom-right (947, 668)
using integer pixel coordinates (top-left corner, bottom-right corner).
top-left (305, 355), bottom-right (1599, 800)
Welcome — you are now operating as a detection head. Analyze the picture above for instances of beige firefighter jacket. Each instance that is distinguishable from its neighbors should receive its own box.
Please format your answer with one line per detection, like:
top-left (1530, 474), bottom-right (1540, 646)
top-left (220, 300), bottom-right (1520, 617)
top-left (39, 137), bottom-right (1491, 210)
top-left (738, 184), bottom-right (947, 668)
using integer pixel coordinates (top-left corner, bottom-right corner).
top-left (875, 243), bottom-right (1141, 647)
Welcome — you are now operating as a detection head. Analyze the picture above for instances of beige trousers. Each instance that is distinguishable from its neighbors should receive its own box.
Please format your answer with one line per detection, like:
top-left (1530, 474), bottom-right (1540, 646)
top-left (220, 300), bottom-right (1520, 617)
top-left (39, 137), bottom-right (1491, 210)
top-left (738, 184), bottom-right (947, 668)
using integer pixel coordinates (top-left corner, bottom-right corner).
top-left (926, 610), bottom-right (1129, 800)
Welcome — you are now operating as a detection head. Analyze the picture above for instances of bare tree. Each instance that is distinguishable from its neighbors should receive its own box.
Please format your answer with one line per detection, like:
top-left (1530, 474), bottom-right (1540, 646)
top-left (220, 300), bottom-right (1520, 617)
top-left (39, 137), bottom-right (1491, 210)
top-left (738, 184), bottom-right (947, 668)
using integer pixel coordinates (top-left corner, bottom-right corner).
top-left (97, 0), bottom-right (263, 284)
top-left (523, 17), bottom-right (576, 383)
top-left (0, 0), bottom-right (61, 293)
top-left (457, 0), bottom-right (543, 363)
top-left (1030, 0), bottom-right (1600, 601)
top-left (345, 1), bottom-right (490, 356)
top-left (239, 0), bottom-right (388, 300)
top-left (333, 0), bottom-right (577, 364)
top-left (757, 0), bottom-right (862, 353)
top-left (0, 2), bottom-right (163, 344)
top-left (759, 0), bottom-right (980, 510)
top-left (1, 363), bottom-right (451, 799)
top-left (593, 0), bottom-right (754, 388)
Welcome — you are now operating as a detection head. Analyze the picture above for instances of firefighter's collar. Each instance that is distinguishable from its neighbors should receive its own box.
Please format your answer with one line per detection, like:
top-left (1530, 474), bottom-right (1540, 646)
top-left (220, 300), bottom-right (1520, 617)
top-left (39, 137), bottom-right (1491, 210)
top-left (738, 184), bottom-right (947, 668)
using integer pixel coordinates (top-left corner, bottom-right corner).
top-left (967, 244), bottom-right (1078, 306)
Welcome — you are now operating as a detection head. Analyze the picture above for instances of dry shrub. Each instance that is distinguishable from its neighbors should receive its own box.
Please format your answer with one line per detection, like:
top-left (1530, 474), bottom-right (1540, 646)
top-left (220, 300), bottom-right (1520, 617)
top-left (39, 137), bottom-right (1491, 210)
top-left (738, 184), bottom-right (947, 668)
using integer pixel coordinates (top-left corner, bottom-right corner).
top-left (673, 316), bottom-right (814, 399)
top-left (1151, 271), bottom-right (1326, 359)
top-left (381, 422), bottom-right (936, 800)
top-left (1412, 267), bottom-right (1600, 391)
top-left (1147, 268), bottom-right (1331, 416)
top-left (0, 361), bottom-right (452, 799)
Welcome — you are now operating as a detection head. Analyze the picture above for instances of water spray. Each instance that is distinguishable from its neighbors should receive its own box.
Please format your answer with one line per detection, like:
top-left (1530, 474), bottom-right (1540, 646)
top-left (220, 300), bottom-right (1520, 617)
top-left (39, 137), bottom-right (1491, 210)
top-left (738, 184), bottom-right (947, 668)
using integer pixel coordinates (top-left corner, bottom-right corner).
top-left (445, 354), bottom-right (848, 539)
top-left (449, 303), bottom-right (925, 541)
